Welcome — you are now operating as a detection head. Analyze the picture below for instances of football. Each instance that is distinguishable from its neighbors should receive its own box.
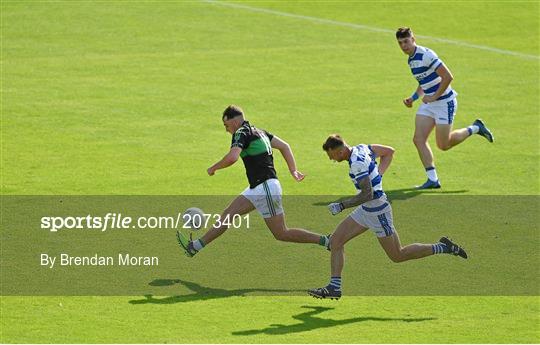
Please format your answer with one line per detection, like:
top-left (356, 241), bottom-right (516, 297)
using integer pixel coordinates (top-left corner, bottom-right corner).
top-left (183, 207), bottom-right (205, 231)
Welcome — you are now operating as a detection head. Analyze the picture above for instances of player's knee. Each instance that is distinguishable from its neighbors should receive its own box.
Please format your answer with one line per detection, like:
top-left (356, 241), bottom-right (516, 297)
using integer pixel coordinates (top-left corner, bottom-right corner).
top-left (437, 141), bottom-right (452, 151)
top-left (329, 237), bottom-right (344, 251)
top-left (388, 252), bottom-right (405, 263)
top-left (413, 135), bottom-right (426, 147)
top-left (272, 230), bottom-right (290, 242)
top-left (390, 256), bottom-right (405, 263)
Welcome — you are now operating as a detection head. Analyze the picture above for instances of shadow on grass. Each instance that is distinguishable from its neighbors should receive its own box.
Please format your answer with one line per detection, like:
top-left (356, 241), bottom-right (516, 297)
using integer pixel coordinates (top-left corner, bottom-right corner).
top-left (312, 188), bottom-right (469, 205)
top-left (385, 188), bottom-right (469, 201)
top-left (232, 305), bottom-right (436, 336)
top-left (128, 279), bottom-right (304, 305)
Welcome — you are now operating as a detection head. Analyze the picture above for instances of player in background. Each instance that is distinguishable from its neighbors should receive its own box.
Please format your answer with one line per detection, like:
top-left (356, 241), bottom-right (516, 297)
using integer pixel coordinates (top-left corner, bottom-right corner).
top-left (308, 135), bottom-right (467, 300)
top-left (176, 105), bottom-right (330, 257)
top-left (397, 27), bottom-right (494, 189)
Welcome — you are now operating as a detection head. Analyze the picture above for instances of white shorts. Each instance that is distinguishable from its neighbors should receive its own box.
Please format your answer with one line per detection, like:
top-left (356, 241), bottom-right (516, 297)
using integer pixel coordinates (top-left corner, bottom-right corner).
top-left (349, 196), bottom-right (395, 238)
top-left (241, 178), bottom-right (284, 218)
top-left (417, 97), bottom-right (458, 125)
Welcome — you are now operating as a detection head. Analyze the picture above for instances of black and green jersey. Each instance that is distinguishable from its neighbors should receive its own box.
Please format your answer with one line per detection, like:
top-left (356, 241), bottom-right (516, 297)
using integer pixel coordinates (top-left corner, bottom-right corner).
top-left (231, 121), bottom-right (277, 188)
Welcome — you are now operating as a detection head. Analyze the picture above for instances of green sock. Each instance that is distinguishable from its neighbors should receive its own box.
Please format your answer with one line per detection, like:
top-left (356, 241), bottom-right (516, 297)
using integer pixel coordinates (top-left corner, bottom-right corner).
top-left (319, 235), bottom-right (329, 247)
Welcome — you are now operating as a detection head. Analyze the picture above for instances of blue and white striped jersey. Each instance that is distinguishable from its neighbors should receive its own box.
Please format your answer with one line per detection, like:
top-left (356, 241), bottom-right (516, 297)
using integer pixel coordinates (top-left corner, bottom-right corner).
top-left (408, 45), bottom-right (456, 101)
top-left (348, 144), bottom-right (384, 198)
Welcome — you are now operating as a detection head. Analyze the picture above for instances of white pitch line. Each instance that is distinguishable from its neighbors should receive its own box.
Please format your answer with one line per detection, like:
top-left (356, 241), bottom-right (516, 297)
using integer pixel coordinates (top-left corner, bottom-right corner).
top-left (202, 0), bottom-right (539, 61)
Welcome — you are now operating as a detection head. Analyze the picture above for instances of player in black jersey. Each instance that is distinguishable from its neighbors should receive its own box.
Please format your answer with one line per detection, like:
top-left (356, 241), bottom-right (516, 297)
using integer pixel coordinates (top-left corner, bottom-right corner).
top-left (177, 105), bottom-right (330, 257)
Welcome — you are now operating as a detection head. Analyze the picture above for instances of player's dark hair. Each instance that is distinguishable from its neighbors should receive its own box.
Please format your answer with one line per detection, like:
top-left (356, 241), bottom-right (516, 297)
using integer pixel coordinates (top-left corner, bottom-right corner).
top-left (322, 134), bottom-right (345, 151)
top-left (396, 27), bottom-right (413, 39)
top-left (223, 105), bottom-right (244, 120)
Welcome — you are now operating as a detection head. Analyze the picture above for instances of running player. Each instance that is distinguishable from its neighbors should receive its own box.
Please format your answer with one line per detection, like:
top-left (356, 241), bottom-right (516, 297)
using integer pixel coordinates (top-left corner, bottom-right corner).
top-left (308, 134), bottom-right (467, 300)
top-left (176, 105), bottom-right (330, 257)
top-left (397, 27), bottom-right (494, 189)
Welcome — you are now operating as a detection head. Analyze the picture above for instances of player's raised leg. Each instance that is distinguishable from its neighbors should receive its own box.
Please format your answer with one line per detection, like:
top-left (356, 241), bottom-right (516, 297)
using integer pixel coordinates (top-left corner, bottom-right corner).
top-left (435, 124), bottom-right (469, 151)
top-left (264, 214), bottom-right (329, 245)
top-left (378, 230), bottom-right (468, 262)
top-left (308, 216), bottom-right (368, 300)
top-left (436, 121), bottom-right (494, 152)
top-left (177, 195), bottom-right (255, 257)
top-left (253, 178), bottom-right (330, 248)
top-left (413, 115), bottom-right (440, 189)
top-left (434, 98), bottom-right (494, 150)
top-left (378, 230), bottom-right (434, 262)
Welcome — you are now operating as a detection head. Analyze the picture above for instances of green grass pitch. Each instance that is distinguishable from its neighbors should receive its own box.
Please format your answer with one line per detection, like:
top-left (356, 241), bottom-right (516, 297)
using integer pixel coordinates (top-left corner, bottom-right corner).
top-left (1, 1), bottom-right (539, 343)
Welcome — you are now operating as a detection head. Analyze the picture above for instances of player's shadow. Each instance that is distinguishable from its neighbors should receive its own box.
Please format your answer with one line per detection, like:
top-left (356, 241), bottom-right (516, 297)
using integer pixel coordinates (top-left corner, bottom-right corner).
top-left (232, 305), bottom-right (436, 336)
top-left (385, 187), bottom-right (469, 201)
top-left (312, 188), bottom-right (468, 205)
top-left (128, 279), bottom-right (304, 305)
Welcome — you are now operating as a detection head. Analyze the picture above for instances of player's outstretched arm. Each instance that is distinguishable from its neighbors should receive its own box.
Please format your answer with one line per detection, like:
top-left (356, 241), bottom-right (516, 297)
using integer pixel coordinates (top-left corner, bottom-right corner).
top-left (270, 136), bottom-right (305, 181)
top-left (207, 147), bottom-right (242, 176)
top-left (370, 144), bottom-right (395, 175)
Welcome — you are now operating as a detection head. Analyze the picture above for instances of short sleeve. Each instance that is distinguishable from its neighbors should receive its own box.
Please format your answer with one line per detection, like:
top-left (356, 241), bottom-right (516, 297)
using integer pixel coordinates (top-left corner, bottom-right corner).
top-left (231, 129), bottom-right (249, 149)
top-left (424, 49), bottom-right (442, 70)
top-left (263, 130), bottom-right (274, 142)
top-left (367, 144), bottom-right (377, 159)
top-left (350, 161), bottom-right (370, 181)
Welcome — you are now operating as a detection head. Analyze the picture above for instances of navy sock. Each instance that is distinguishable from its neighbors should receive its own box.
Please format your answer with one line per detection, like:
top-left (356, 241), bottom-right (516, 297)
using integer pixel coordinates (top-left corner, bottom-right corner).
top-left (432, 242), bottom-right (449, 254)
top-left (329, 277), bottom-right (342, 291)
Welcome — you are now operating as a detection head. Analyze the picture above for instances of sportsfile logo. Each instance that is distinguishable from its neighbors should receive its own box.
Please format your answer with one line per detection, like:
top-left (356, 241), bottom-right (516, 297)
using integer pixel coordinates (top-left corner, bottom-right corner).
top-left (40, 212), bottom-right (251, 232)
top-left (40, 213), bottom-right (184, 232)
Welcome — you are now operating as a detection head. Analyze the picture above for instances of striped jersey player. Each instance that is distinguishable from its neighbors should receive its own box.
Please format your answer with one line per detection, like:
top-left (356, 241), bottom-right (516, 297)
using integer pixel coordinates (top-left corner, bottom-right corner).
top-left (397, 27), bottom-right (494, 189)
top-left (308, 135), bottom-right (468, 300)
